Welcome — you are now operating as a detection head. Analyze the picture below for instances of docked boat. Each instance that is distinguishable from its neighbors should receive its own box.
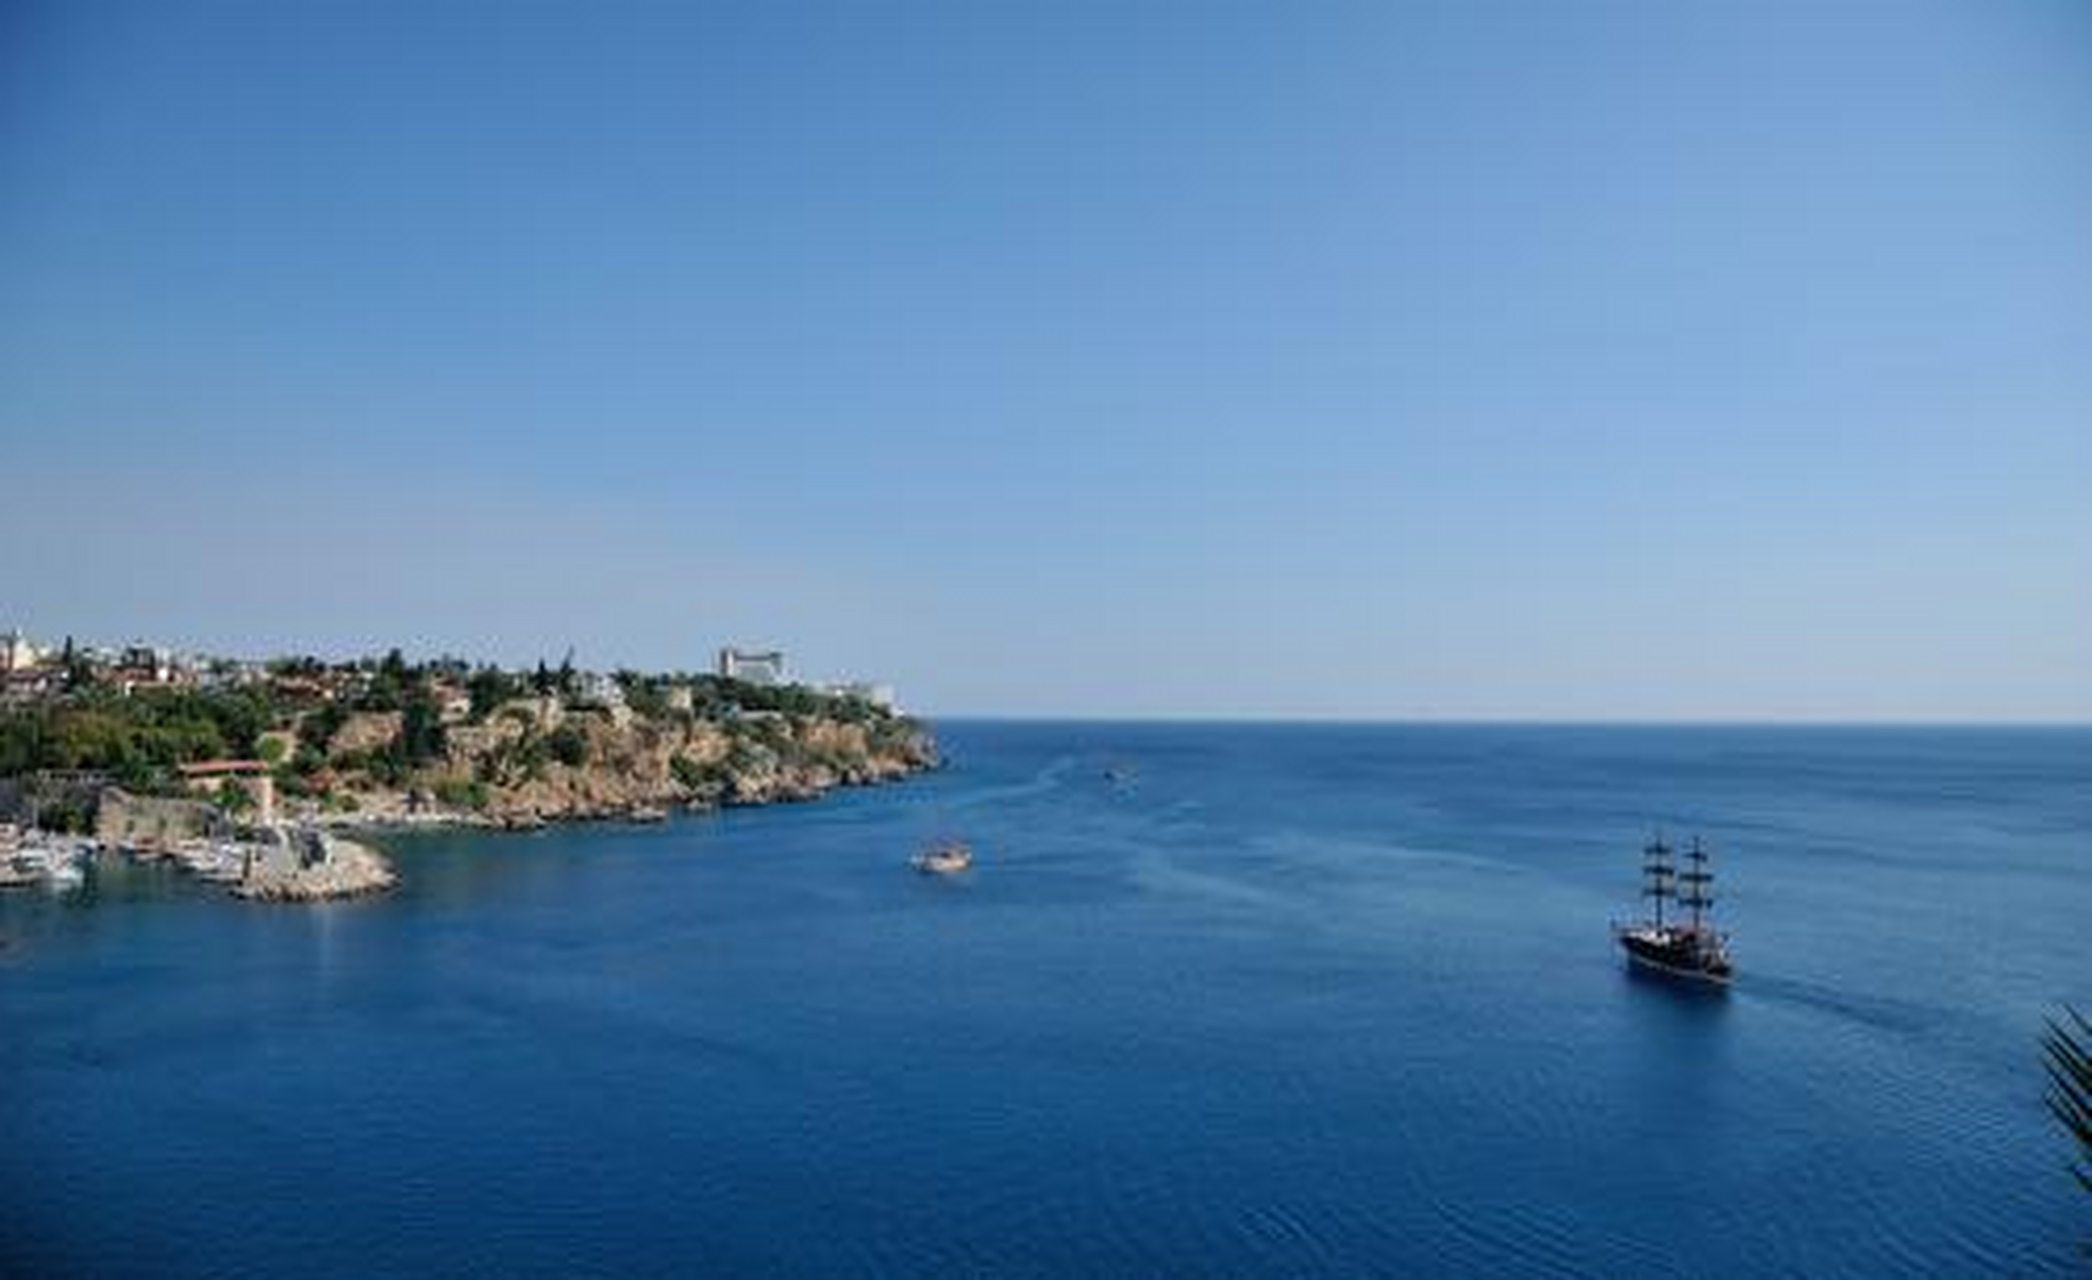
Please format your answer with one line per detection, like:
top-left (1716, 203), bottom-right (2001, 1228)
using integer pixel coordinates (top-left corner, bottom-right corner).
top-left (1614, 834), bottom-right (1732, 985)
top-left (911, 840), bottom-right (972, 875)
top-left (18, 843), bottom-right (88, 893)
top-left (42, 857), bottom-right (86, 893)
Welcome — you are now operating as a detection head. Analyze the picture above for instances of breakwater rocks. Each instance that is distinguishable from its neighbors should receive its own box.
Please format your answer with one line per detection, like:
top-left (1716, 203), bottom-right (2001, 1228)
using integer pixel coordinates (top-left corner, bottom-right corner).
top-left (231, 834), bottom-right (396, 902)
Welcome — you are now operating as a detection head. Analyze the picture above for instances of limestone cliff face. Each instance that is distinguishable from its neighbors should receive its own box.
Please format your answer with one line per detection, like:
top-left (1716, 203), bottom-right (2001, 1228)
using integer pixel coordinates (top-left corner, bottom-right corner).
top-left (329, 711), bottom-right (405, 755)
top-left (317, 702), bottom-right (936, 826)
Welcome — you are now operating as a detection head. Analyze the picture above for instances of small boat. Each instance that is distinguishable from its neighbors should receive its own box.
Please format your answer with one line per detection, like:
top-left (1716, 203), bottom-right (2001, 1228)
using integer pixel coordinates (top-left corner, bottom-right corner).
top-left (6, 840), bottom-right (87, 892)
top-left (29, 845), bottom-right (88, 893)
top-left (630, 805), bottom-right (669, 823)
top-left (1614, 833), bottom-right (1732, 985)
top-left (911, 841), bottom-right (972, 875)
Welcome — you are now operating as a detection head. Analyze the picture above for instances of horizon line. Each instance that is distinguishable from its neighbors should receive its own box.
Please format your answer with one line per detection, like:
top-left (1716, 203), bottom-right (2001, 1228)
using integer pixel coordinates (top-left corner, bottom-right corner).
top-left (914, 713), bottom-right (2092, 729)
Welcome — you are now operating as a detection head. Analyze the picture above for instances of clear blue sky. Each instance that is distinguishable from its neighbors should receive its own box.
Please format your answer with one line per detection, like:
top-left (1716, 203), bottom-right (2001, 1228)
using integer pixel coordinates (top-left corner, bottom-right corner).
top-left (2, 0), bottom-right (2087, 719)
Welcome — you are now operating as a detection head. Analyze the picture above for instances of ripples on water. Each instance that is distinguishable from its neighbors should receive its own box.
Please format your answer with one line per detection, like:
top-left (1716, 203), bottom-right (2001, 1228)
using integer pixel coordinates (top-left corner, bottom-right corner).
top-left (2, 723), bottom-right (2088, 1276)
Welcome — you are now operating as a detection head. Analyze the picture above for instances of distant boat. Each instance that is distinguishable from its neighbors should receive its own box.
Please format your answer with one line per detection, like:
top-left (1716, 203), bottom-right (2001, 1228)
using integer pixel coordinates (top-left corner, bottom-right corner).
top-left (911, 840), bottom-right (972, 876)
top-left (1614, 834), bottom-right (1732, 985)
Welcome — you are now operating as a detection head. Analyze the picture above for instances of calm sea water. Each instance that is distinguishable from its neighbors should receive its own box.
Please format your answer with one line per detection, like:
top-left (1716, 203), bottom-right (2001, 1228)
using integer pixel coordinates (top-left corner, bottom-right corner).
top-left (3, 723), bottom-right (2088, 1276)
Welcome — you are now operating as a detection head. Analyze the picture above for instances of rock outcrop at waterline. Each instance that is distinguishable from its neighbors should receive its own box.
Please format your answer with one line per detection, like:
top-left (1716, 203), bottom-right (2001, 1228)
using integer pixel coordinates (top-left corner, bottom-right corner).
top-left (230, 834), bottom-right (397, 902)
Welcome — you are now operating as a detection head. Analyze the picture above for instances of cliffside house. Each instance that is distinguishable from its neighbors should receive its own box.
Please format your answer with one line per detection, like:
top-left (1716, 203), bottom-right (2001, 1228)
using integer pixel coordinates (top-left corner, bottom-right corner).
top-left (817, 681), bottom-right (898, 711)
top-left (267, 674), bottom-right (338, 702)
top-left (572, 670), bottom-right (622, 706)
top-left (2, 667), bottom-right (63, 703)
top-left (432, 682), bottom-right (474, 725)
top-left (114, 645), bottom-right (187, 695)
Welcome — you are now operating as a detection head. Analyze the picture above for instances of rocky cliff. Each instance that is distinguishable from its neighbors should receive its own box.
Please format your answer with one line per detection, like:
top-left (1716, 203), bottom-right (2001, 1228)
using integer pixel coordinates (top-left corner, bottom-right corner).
top-left (304, 698), bottom-right (938, 827)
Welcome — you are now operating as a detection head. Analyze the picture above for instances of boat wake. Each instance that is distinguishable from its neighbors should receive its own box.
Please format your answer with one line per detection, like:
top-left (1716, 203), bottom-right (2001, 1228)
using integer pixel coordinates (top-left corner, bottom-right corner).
top-left (1736, 973), bottom-right (1945, 1038)
top-left (943, 755), bottom-right (1079, 812)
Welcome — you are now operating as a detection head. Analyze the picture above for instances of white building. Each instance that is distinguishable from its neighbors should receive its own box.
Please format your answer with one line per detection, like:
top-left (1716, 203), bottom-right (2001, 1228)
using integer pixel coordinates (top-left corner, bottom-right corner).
top-left (1, 628), bottom-right (43, 673)
top-left (575, 670), bottom-right (627, 709)
top-left (717, 647), bottom-right (786, 686)
top-left (818, 681), bottom-right (898, 711)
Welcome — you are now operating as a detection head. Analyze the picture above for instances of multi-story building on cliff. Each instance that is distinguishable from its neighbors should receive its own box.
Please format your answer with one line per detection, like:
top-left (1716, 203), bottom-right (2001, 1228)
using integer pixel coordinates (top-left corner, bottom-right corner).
top-left (717, 647), bottom-right (786, 686)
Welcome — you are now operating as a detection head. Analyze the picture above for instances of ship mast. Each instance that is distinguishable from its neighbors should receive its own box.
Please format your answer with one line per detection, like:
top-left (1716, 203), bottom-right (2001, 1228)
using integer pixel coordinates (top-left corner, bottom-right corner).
top-left (1641, 834), bottom-right (1675, 928)
top-left (1677, 835), bottom-right (1715, 933)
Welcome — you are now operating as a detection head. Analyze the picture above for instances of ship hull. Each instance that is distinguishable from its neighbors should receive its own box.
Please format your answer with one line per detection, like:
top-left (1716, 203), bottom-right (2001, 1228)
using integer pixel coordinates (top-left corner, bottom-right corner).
top-left (1616, 929), bottom-right (1732, 986)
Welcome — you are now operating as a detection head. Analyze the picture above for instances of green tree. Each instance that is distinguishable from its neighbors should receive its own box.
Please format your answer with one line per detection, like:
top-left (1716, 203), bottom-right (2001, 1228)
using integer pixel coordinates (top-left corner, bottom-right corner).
top-left (399, 693), bottom-right (448, 765)
top-left (300, 702), bottom-right (348, 753)
top-left (60, 635), bottom-right (92, 689)
top-left (617, 669), bottom-right (669, 718)
top-left (467, 665), bottom-right (520, 720)
top-left (214, 778), bottom-right (254, 816)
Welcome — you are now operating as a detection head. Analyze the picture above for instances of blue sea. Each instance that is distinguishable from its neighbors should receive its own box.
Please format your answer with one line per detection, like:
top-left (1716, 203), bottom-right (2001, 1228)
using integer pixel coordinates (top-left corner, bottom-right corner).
top-left (3, 723), bottom-right (2088, 1276)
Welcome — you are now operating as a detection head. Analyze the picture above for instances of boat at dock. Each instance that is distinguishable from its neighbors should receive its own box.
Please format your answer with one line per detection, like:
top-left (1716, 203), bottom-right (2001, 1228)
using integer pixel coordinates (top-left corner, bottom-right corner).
top-left (2, 837), bottom-right (92, 893)
top-left (1614, 834), bottom-right (1732, 985)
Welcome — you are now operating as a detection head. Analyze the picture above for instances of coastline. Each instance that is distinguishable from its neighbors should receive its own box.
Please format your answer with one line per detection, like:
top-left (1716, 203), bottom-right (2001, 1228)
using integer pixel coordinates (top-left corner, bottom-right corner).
top-left (4, 749), bottom-right (939, 905)
top-left (2, 650), bottom-right (940, 905)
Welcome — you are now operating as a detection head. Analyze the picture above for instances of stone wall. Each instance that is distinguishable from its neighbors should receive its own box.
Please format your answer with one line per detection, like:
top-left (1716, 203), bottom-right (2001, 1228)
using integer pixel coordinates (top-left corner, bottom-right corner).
top-left (95, 788), bottom-right (222, 849)
top-left (0, 772), bottom-right (110, 830)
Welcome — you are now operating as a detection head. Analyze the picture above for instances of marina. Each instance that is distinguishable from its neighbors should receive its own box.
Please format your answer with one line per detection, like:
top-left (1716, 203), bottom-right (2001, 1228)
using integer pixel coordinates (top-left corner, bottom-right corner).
top-left (0, 822), bottom-right (394, 902)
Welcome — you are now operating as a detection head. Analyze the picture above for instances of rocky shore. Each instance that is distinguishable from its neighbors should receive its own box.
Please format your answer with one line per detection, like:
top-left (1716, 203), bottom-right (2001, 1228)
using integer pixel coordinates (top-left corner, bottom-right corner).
top-left (230, 833), bottom-right (396, 902)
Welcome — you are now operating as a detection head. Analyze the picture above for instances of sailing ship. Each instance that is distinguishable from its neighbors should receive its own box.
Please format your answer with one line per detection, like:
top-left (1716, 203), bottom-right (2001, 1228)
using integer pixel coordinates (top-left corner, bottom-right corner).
top-left (1614, 833), bottom-right (1732, 984)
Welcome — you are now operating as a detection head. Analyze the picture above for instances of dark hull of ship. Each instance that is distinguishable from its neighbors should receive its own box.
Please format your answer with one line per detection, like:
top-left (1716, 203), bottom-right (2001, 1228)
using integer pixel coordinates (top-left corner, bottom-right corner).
top-left (1617, 932), bottom-right (1732, 986)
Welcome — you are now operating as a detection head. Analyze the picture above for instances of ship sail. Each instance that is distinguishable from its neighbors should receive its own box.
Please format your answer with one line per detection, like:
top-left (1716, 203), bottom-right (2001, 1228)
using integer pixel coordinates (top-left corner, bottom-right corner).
top-left (1640, 835), bottom-right (1675, 929)
top-left (1676, 835), bottom-right (1715, 931)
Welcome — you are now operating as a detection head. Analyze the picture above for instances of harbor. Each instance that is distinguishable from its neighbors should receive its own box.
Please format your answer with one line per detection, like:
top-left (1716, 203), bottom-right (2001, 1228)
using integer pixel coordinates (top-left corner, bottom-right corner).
top-left (0, 820), bottom-right (394, 902)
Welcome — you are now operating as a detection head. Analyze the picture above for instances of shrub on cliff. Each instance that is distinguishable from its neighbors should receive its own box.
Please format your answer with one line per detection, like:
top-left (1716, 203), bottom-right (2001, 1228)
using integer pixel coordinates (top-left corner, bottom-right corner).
top-left (299, 702), bottom-right (347, 753)
top-left (616, 670), bottom-right (671, 719)
top-left (432, 776), bottom-right (490, 811)
top-left (467, 666), bottom-right (524, 720)
top-left (668, 752), bottom-right (706, 791)
top-left (545, 725), bottom-right (589, 768)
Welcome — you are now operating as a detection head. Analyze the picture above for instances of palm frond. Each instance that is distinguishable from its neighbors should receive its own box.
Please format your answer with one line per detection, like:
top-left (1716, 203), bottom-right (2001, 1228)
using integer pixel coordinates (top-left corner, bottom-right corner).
top-left (2042, 1006), bottom-right (2092, 1214)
